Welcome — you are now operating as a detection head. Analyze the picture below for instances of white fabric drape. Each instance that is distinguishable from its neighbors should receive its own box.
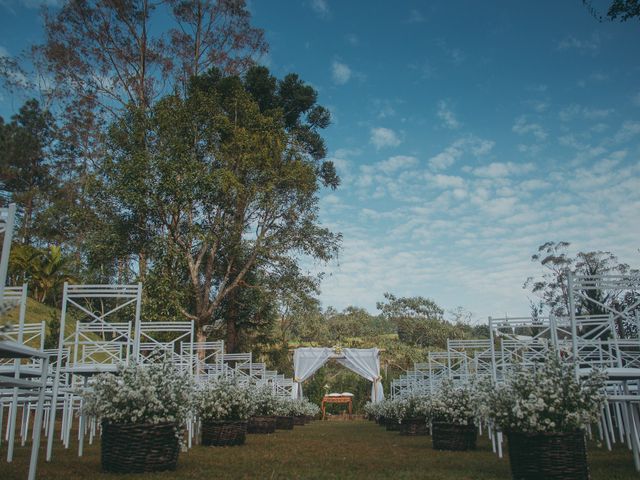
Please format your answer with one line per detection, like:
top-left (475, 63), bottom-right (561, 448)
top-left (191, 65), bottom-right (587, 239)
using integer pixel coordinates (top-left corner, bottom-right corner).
top-left (291, 347), bottom-right (385, 402)
top-left (336, 348), bottom-right (385, 403)
top-left (292, 347), bottom-right (333, 399)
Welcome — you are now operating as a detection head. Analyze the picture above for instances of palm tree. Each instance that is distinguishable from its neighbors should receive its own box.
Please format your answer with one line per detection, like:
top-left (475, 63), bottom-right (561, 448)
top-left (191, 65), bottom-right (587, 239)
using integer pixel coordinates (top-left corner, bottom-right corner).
top-left (30, 246), bottom-right (75, 306)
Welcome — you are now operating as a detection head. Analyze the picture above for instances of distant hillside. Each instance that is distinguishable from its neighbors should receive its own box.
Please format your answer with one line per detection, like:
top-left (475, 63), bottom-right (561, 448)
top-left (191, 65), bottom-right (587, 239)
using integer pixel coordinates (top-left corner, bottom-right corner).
top-left (3, 298), bottom-right (80, 346)
top-left (5, 297), bottom-right (59, 326)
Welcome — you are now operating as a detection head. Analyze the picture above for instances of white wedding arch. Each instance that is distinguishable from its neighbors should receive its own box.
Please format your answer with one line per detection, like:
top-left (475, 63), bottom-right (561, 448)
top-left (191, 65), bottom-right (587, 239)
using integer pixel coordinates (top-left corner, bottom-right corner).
top-left (291, 347), bottom-right (384, 403)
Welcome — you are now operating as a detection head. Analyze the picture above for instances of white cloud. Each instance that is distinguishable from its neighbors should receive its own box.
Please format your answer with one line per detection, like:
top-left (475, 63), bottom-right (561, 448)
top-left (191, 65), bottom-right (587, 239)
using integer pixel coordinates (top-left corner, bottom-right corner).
top-left (557, 33), bottom-right (600, 55)
top-left (519, 179), bottom-right (550, 191)
top-left (437, 100), bottom-right (461, 129)
top-left (331, 61), bottom-right (351, 85)
top-left (310, 0), bottom-right (330, 17)
top-left (370, 127), bottom-right (401, 149)
top-left (375, 155), bottom-right (417, 173)
top-left (430, 174), bottom-right (465, 189)
top-left (428, 136), bottom-right (494, 171)
top-left (470, 138), bottom-right (495, 156)
top-left (512, 115), bottom-right (547, 141)
top-left (318, 153), bottom-right (640, 318)
top-left (473, 162), bottom-right (535, 178)
top-left (613, 121), bottom-right (640, 143)
top-left (528, 100), bottom-right (549, 113)
top-left (428, 143), bottom-right (464, 170)
top-left (559, 104), bottom-right (613, 122)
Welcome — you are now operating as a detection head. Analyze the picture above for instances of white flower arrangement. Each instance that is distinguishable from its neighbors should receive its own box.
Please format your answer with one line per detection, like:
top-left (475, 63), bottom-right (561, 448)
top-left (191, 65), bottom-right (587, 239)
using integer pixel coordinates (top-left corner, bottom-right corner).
top-left (195, 378), bottom-right (255, 422)
top-left (481, 353), bottom-right (606, 434)
top-left (249, 385), bottom-right (280, 416)
top-left (274, 397), bottom-right (298, 417)
top-left (363, 401), bottom-right (382, 420)
top-left (385, 398), bottom-right (407, 424)
top-left (431, 379), bottom-right (475, 426)
top-left (290, 398), bottom-right (320, 417)
top-left (373, 398), bottom-right (406, 424)
top-left (82, 360), bottom-right (193, 427)
top-left (400, 394), bottom-right (432, 422)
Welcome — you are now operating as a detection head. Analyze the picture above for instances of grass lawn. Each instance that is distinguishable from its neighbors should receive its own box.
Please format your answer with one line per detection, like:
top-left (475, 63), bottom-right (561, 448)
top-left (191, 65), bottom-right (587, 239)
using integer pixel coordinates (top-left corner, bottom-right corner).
top-left (1, 420), bottom-right (636, 479)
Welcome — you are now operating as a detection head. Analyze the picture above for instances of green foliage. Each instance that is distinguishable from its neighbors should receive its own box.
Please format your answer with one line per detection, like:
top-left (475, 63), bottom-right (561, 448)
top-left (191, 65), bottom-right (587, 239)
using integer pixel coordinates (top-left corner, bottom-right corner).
top-left (524, 241), bottom-right (639, 321)
top-left (376, 292), bottom-right (466, 349)
top-left (0, 99), bottom-right (58, 245)
top-left (101, 66), bottom-right (340, 351)
top-left (303, 366), bottom-right (372, 413)
top-left (583, 0), bottom-right (640, 22)
top-left (607, 0), bottom-right (640, 20)
top-left (7, 243), bottom-right (75, 307)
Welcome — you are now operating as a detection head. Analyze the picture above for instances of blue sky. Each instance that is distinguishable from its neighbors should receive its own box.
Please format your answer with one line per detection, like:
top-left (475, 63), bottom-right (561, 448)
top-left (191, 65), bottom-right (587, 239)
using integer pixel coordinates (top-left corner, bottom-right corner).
top-left (1, 0), bottom-right (639, 321)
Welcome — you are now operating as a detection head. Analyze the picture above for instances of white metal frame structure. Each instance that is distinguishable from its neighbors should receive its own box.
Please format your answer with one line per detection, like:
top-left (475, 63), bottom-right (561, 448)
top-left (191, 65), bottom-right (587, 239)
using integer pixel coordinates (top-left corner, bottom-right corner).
top-left (46, 282), bottom-right (142, 461)
top-left (0, 203), bottom-right (17, 301)
top-left (188, 341), bottom-right (224, 380)
top-left (136, 321), bottom-right (194, 373)
top-left (447, 339), bottom-right (492, 381)
top-left (568, 272), bottom-right (640, 470)
top-left (0, 340), bottom-right (50, 480)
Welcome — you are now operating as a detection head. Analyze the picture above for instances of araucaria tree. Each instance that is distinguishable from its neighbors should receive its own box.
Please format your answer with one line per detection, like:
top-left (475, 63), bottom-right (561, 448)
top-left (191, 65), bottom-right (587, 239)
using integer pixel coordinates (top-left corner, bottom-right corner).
top-left (103, 67), bottom-right (340, 350)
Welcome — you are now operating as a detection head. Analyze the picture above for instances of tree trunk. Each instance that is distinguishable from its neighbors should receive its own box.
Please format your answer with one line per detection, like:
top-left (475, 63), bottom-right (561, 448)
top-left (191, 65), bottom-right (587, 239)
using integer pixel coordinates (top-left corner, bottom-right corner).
top-left (22, 192), bottom-right (34, 245)
top-left (138, 251), bottom-right (147, 281)
top-left (225, 295), bottom-right (239, 353)
top-left (195, 328), bottom-right (207, 370)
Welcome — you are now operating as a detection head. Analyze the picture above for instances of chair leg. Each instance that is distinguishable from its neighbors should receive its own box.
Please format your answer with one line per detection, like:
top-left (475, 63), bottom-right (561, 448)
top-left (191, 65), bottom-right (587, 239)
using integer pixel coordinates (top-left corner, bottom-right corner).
top-left (6, 390), bottom-right (19, 462)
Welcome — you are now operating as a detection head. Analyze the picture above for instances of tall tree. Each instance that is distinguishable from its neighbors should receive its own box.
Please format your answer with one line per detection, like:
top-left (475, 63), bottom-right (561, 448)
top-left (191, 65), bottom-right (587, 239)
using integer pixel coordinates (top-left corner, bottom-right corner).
top-left (0, 0), bottom-right (268, 278)
top-left (376, 293), bottom-right (464, 348)
top-left (103, 67), bottom-right (340, 350)
top-left (0, 99), bottom-right (57, 245)
top-left (168, 0), bottom-right (267, 90)
top-left (36, 0), bottom-right (266, 115)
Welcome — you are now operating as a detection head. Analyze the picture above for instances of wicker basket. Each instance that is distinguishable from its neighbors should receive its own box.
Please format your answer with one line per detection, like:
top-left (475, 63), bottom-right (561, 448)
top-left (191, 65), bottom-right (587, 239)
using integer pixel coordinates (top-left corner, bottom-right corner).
top-left (201, 420), bottom-right (247, 446)
top-left (275, 415), bottom-right (294, 430)
top-left (400, 417), bottom-right (428, 436)
top-left (432, 422), bottom-right (477, 451)
top-left (247, 416), bottom-right (277, 434)
top-left (385, 418), bottom-right (402, 431)
top-left (101, 422), bottom-right (179, 473)
top-left (293, 416), bottom-right (306, 426)
top-left (507, 430), bottom-right (589, 480)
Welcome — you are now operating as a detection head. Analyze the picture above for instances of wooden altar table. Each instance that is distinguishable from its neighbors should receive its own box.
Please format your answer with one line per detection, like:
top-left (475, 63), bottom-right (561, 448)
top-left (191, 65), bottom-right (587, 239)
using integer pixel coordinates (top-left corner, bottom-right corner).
top-left (321, 395), bottom-right (353, 420)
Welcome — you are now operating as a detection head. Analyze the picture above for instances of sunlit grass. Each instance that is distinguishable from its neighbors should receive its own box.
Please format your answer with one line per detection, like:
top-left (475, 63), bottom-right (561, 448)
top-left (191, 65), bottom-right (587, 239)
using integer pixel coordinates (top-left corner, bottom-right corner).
top-left (1, 420), bottom-right (636, 479)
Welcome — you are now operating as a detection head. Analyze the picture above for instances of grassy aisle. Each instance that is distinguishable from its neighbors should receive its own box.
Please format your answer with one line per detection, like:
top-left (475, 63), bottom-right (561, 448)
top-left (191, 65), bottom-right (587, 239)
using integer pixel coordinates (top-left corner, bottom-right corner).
top-left (2, 420), bottom-right (636, 479)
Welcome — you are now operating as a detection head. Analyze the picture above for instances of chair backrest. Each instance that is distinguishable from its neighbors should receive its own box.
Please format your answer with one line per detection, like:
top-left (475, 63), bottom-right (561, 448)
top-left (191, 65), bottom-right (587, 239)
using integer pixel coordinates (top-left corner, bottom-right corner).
top-left (136, 321), bottom-right (194, 372)
top-left (0, 204), bottom-right (17, 298)
top-left (53, 283), bottom-right (142, 377)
